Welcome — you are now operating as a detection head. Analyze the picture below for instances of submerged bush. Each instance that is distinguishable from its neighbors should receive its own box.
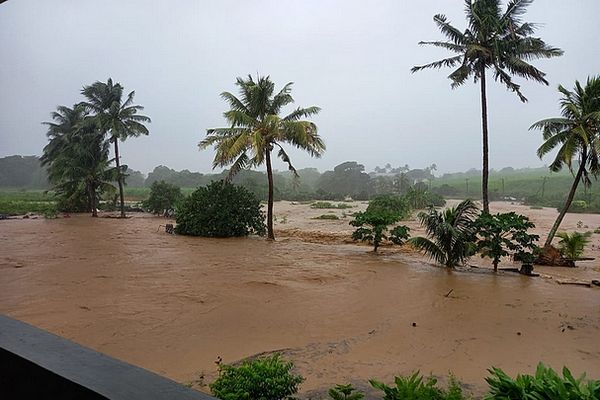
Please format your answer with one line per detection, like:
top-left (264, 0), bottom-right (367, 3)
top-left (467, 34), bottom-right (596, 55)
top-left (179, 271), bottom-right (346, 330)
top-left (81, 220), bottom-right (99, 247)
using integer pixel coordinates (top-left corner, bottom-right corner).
top-left (210, 354), bottom-right (303, 400)
top-left (350, 210), bottom-right (410, 252)
top-left (328, 384), bottom-right (364, 400)
top-left (367, 194), bottom-right (411, 219)
top-left (556, 231), bottom-right (592, 261)
top-left (311, 201), bottom-right (353, 209)
top-left (175, 181), bottom-right (265, 237)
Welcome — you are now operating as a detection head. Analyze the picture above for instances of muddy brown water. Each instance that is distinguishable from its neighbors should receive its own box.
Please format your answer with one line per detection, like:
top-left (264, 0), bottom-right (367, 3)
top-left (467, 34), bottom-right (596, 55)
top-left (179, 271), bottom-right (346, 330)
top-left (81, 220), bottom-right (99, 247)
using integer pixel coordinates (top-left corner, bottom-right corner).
top-left (1, 202), bottom-right (599, 397)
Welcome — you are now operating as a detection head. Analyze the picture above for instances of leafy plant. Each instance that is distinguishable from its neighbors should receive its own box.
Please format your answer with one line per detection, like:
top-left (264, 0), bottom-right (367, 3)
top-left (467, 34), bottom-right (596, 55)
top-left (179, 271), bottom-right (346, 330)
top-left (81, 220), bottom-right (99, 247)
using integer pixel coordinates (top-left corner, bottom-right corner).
top-left (143, 180), bottom-right (182, 216)
top-left (485, 363), bottom-right (600, 400)
top-left (475, 212), bottom-right (540, 271)
top-left (410, 199), bottom-right (479, 268)
top-left (403, 188), bottom-right (445, 210)
top-left (370, 372), bottom-right (466, 400)
top-left (556, 231), bottom-right (593, 261)
top-left (350, 210), bottom-right (410, 252)
top-left (209, 354), bottom-right (304, 400)
top-left (328, 384), bottom-right (364, 400)
top-left (175, 181), bottom-right (265, 237)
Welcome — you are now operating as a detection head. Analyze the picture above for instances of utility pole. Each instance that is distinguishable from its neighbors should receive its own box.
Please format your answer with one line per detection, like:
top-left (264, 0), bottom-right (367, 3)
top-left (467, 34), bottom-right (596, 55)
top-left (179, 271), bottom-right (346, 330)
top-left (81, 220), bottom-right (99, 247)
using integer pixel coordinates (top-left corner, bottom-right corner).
top-left (502, 178), bottom-right (505, 197)
top-left (465, 178), bottom-right (470, 196)
top-left (541, 176), bottom-right (548, 199)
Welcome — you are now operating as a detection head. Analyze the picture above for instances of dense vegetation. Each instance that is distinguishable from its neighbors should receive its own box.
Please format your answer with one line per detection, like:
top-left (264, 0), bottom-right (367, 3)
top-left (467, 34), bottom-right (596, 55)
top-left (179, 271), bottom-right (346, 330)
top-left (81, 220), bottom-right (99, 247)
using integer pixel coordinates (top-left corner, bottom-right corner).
top-left (175, 181), bottom-right (266, 237)
top-left (142, 180), bottom-right (182, 216)
top-left (208, 356), bottom-right (599, 400)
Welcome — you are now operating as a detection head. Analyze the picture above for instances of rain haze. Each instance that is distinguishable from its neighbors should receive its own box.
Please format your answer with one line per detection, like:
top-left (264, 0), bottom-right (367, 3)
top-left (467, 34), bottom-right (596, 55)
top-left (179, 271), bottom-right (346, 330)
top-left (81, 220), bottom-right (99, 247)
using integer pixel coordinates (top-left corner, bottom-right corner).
top-left (1, 0), bottom-right (599, 175)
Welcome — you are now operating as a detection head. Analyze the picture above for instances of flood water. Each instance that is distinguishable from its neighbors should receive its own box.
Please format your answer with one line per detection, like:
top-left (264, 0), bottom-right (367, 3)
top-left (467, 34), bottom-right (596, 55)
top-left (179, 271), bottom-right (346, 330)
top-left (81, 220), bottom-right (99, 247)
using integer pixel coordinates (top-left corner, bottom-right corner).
top-left (1, 206), bottom-right (599, 397)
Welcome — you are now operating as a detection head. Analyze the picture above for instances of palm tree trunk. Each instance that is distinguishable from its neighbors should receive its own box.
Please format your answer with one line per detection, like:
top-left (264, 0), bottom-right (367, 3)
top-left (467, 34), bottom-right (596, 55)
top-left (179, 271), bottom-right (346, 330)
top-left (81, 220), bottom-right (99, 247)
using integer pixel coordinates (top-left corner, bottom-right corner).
top-left (544, 156), bottom-right (586, 247)
top-left (265, 147), bottom-right (275, 240)
top-left (113, 138), bottom-right (126, 218)
top-left (480, 66), bottom-right (490, 214)
top-left (89, 183), bottom-right (98, 218)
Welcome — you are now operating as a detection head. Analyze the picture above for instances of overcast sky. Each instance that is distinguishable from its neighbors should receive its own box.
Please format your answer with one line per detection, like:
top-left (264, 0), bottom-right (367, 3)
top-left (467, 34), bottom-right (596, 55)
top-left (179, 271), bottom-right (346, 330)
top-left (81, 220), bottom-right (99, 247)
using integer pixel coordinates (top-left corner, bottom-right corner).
top-left (1, 0), bottom-right (599, 175)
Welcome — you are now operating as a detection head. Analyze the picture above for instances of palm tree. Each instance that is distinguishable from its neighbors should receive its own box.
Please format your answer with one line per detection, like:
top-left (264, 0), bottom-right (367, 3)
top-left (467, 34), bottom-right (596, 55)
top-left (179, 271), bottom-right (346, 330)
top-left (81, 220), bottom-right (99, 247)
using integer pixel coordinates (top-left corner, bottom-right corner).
top-left (409, 199), bottom-right (479, 268)
top-left (81, 78), bottom-right (151, 218)
top-left (201, 75), bottom-right (325, 240)
top-left (556, 231), bottom-right (592, 262)
top-left (531, 77), bottom-right (600, 246)
top-left (42, 105), bottom-right (117, 216)
top-left (411, 0), bottom-right (562, 213)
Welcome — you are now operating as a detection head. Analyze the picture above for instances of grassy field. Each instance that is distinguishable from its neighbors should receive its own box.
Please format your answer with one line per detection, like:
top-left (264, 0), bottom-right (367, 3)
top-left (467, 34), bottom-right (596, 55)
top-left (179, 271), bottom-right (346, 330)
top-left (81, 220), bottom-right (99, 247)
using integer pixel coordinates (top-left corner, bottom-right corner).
top-left (0, 189), bottom-right (58, 216)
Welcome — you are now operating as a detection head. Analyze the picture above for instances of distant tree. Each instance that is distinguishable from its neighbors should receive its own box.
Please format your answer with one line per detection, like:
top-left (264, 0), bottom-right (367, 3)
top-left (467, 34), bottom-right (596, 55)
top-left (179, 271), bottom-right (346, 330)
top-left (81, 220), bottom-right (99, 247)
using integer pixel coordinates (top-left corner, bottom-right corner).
top-left (475, 212), bottom-right (539, 271)
top-left (200, 75), bottom-right (325, 240)
top-left (143, 180), bottom-right (182, 216)
top-left (81, 78), bottom-right (151, 218)
top-left (412, 0), bottom-right (563, 213)
top-left (410, 199), bottom-right (479, 268)
top-left (367, 194), bottom-right (411, 220)
top-left (317, 161), bottom-right (371, 200)
top-left (531, 77), bottom-right (600, 246)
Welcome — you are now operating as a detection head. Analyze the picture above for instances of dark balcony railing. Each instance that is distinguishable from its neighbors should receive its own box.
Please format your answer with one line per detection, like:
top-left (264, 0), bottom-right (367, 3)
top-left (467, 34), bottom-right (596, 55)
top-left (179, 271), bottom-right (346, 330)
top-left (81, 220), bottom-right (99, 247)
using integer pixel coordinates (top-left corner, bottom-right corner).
top-left (0, 314), bottom-right (217, 399)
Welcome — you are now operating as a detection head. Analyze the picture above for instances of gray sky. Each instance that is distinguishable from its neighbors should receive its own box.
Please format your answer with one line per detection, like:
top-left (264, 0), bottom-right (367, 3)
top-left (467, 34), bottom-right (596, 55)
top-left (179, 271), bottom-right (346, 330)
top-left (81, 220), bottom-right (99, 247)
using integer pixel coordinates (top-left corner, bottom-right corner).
top-left (1, 0), bottom-right (599, 175)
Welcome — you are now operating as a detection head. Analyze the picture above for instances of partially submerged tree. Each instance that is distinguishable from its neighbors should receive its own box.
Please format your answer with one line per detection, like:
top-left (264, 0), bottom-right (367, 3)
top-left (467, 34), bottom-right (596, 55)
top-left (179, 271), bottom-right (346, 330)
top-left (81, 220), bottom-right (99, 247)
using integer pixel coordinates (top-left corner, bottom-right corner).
top-left (475, 212), bottom-right (539, 271)
top-left (143, 180), bottom-right (182, 216)
top-left (531, 76), bottom-right (600, 246)
top-left (410, 199), bottom-right (479, 268)
top-left (81, 78), bottom-right (151, 218)
top-left (412, 0), bottom-right (563, 213)
top-left (201, 75), bottom-right (325, 240)
top-left (350, 210), bottom-right (410, 252)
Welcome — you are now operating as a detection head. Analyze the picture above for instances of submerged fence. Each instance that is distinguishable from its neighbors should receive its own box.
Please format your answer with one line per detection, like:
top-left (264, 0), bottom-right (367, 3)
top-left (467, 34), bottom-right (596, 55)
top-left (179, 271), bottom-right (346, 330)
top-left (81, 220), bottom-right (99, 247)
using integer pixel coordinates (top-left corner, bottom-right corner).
top-left (0, 314), bottom-right (216, 399)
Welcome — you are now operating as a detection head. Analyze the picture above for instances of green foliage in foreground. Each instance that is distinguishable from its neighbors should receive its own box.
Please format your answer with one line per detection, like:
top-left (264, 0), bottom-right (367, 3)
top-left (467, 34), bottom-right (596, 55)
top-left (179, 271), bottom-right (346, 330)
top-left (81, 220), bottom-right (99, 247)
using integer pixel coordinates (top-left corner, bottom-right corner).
top-left (175, 181), bottom-right (265, 237)
top-left (329, 384), bottom-right (364, 400)
top-left (485, 363), bottom-right (600, 400)
top-left (350, 210), bottom-right (410, 252)
top-left (370, 372), bottom-right (465, 400)
top-left (210, 354), bottom-right (303, 400)
top-left (142, 180), bottom-right (182, 216)
top-left (556, 231), bottom-right (593, 261)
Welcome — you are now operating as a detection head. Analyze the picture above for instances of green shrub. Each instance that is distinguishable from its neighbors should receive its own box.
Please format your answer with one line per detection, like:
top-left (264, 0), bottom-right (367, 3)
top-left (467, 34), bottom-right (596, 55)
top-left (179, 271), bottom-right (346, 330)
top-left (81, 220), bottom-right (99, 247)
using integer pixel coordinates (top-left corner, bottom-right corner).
top-left (328, 384), bottom-right (364, 400)
top-left (142, 180), bottom-right (183, 216)
top-left (175, 181), bottom-right (265, 237)
top-left (367, 194), bottom-right (411, 219)
top-left (209, 354), bottom-right (303, 400)
top-left (313, 214), bottom-right (340, 220)
top-left (350, 210), bottom-right (410, 252)
top-left (485, 363), bottom-right (600, 400)
top-left (370, 372), bottom-right (466, 400)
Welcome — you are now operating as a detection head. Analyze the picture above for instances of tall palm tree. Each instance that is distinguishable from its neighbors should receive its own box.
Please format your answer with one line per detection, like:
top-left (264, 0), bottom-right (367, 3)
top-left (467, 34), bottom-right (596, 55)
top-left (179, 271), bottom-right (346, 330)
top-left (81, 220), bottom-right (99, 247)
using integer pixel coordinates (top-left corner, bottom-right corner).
top-left (409, 199), bottom-right (480, 268)
top-left (531, 77), bottom-right (600, 247)
top-left (81, 78), bottom-right (151, 218)
top-left (201, 75), bottom-right (325, 240)
top-left (411, 0), bottom-right (562, 213)
top-left (42, 105), bottom-right (116, 216)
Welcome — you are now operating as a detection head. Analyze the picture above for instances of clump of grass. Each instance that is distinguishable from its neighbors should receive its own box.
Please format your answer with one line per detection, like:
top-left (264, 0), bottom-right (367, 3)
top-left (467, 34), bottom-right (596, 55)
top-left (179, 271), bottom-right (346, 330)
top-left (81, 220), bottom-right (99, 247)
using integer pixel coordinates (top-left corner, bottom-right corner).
top-left (529, 205), bottom-right (543, 210)
top-left (313, 214), bottom-right (340, 220)
top-left (311, 201), bottom-right (353, 209)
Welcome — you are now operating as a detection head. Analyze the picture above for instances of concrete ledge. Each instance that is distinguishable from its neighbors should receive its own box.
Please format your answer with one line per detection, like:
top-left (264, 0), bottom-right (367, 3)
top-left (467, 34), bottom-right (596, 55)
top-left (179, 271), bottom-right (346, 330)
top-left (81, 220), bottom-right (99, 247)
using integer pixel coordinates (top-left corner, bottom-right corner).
top-left (0, 314), bottom-right (216, 400)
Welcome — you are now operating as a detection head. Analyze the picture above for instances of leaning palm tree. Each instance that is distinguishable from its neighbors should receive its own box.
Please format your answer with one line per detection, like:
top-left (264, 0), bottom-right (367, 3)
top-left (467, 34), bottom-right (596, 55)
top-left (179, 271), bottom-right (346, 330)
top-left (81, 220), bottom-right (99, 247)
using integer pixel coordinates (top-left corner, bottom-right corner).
top-left (531, 77), bottom-right (600, 246)
top-left (412, 0), bottom-right (562, 213)
top-left (42, 104), bottom-right (116, 216)
top-left (409, 199), bottom-right (479, 268)
top-left (81, 78), bottom-right (151, 217)
top-left (201, 75), bottom-right (325, 240)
